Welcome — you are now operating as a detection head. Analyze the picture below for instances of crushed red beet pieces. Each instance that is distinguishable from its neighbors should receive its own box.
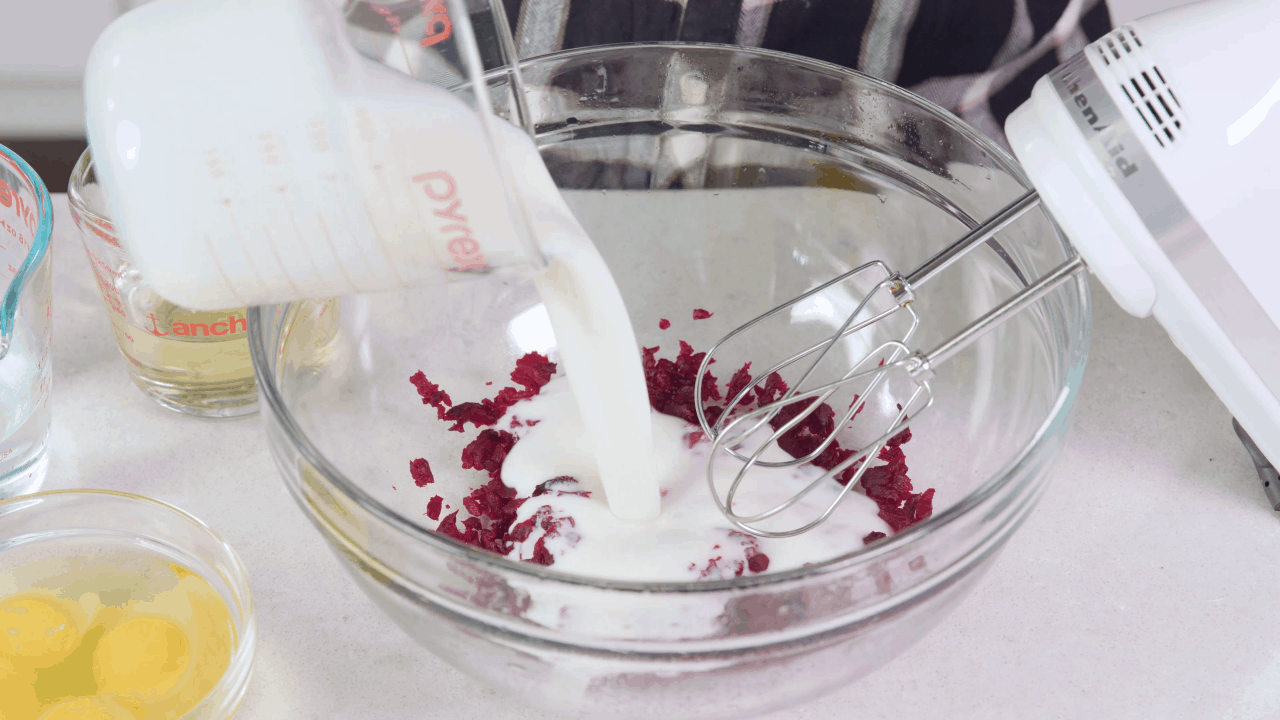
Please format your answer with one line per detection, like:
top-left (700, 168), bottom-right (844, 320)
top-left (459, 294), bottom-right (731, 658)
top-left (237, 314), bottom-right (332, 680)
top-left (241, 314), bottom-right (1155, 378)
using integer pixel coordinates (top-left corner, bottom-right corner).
top-left (641, 341), bottom-right (721, 425)
top-left (508, 502), bottom-right (580, 566)
top-left (532, 476), bottom-right (591, 498)
top-left (410, 353), bottom-right (579, 566)
top-left (409, 331), bottom-right (933, 574)
top-left (436, 478), bottom-right (526, 556)
top-left (460, 429), bottom-right (516, 481)
top-left (692, 308), bottom-right (713, 319)
top-left (659, 318), bottom-right (671, 330)
top-left (439, 353), bottom-right (558, 432)
top-left (725, 362), bottom-right (752, 402)
top-left (410, 458), bottom-right (435, 486)
top-left (692, 531), bottom-right (771, 579)
top-left (642, 341), bottom-right (935, 538)
top-left (410, 371), bottom-right (453, 421)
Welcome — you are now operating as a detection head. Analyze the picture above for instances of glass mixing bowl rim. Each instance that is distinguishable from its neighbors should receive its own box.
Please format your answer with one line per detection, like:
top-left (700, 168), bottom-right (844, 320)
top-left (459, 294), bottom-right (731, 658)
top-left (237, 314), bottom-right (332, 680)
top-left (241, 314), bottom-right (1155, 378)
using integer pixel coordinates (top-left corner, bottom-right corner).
top-left (250, 42), bottom-right (1092, 594)
top-left (0, 487), bottom-right (258, 706)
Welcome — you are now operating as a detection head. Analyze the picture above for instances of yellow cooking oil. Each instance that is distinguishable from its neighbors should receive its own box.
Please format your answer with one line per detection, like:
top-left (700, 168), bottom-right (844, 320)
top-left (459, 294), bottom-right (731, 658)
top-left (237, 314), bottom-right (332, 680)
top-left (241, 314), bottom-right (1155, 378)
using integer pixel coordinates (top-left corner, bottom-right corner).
top-left (0, 550), bottom-right (236, 720)
top-left (102, 297), bottom-right (258, 401)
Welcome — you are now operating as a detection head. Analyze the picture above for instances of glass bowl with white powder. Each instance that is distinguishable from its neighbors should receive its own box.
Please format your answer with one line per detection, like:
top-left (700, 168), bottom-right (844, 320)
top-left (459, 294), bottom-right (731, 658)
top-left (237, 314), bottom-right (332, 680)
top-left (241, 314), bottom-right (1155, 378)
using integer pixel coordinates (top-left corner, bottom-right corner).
top-left (249, 44), bottom-right (1090, 719)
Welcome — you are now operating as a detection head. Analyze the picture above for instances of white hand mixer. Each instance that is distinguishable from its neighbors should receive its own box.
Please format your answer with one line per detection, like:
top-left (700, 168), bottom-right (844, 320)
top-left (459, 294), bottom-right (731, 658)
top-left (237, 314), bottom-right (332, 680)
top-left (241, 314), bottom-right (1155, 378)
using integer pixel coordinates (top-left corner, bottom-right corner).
top-left (698, 0), bottom-right (1280, 536)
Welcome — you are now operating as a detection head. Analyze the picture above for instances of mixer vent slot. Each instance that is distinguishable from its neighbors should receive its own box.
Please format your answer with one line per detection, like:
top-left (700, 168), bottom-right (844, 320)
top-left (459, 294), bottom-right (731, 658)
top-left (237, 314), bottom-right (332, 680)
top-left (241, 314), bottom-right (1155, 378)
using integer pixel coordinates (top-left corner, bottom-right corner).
top-left (1094, 26), bottom-right (1183, 148)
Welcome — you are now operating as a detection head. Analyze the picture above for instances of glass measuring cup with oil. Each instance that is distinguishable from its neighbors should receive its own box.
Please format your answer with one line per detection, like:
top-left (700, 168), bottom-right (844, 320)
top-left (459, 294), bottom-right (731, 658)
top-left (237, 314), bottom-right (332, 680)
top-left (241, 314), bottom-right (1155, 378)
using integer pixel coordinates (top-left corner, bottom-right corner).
top-left (68, 150), bottom-right (257, 419)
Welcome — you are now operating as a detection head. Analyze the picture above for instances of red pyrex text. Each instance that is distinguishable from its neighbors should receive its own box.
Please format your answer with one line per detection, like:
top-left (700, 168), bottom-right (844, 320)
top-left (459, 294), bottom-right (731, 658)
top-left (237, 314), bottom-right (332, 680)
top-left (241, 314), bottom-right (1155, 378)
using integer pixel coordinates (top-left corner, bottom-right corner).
top-left (413, 170), bottom-right (488, 272)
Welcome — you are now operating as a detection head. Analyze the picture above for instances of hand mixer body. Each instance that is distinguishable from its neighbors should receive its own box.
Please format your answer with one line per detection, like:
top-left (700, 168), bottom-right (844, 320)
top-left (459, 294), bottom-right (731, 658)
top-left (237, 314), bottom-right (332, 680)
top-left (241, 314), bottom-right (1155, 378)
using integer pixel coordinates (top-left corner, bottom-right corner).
top-left (1006, 0), bottom-right (1280, 481)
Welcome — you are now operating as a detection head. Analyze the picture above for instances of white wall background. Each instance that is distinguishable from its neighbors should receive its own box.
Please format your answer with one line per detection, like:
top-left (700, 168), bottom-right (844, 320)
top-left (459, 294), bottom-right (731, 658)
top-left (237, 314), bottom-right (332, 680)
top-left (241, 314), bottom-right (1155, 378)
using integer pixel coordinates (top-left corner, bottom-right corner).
top-left (0, 0), bottom-right (1199, 139)
top-left (0, 0), bottom-right (121, 137)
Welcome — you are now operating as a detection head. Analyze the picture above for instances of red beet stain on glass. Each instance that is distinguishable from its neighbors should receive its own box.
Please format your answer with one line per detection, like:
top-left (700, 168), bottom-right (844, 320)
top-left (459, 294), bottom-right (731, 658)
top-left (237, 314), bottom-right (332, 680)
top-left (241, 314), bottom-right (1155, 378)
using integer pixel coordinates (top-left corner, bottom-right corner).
top-left (692, 308), bottom-right (713, 320)
top-left (659, 318), bottom-right (671, 330)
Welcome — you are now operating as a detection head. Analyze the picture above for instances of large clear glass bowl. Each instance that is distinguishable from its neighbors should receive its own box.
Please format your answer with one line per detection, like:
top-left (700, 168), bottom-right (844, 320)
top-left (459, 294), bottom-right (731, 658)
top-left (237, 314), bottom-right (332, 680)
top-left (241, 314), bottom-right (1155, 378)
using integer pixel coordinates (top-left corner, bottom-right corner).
top-left (249, 44), bottom-right (1090, 719)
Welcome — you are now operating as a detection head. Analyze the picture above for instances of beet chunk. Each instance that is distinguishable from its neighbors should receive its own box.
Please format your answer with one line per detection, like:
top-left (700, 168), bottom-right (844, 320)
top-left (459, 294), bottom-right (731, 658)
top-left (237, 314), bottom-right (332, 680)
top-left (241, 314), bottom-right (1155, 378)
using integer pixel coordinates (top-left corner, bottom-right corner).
top-left (419, 352), bottom-right (558, 432)
top-left (510, 352), bottom-right (557, 393)
top-left (426, 495), bottom-right (444, 520)
top-left (725, 362), bottom-right (753, 404)
top-left (460, 429), bottom-right (516, 481)
top-left (528, 537), bottom-right (555, 565)
top-left (642, 342), bottom-right (715, 424)
top-left (410, 371), bottom-right (452, 421)
top-left (746, 548), bottom-right (770, 574)
top-left (410, 458), bottom-right (434, 486)
top-left (444, 401), bottom-right (507, 432)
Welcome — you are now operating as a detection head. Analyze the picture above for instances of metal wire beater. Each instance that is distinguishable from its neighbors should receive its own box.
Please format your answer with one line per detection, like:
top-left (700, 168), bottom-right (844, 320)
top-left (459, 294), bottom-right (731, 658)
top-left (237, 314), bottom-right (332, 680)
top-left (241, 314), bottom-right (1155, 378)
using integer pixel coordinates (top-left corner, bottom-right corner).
top-left (694, 190), bottom-right (1087, 538)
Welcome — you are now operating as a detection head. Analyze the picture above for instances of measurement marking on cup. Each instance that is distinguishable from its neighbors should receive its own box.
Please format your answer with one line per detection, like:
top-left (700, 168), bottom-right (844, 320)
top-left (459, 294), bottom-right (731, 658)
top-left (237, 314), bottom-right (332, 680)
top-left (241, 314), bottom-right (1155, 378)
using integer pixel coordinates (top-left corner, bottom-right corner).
top-left (326, 169), bottom-right (400, 286)
top-left (359, 200), bottom-right (409, 285)
top-left (364, 162), bottom-right (414, 279)
top-left (314, 213), bottom-right (361, 294)
top-left (281, 192), bottom-right (327, 291)
top-left (221, 200), bottom-right (270, 297)
top-left (203, 234), bottom-right (249, 307)
top-left (418, 0), bottom-right (452, 47)
top-left (260, 225), bottom-right (306, 298)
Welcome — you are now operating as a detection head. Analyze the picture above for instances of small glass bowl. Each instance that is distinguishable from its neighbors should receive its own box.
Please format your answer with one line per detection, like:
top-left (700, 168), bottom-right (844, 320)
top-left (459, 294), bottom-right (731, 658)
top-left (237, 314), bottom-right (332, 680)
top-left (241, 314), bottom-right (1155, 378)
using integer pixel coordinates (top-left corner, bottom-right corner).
top-left (0, 489), bottom-right (256, 719)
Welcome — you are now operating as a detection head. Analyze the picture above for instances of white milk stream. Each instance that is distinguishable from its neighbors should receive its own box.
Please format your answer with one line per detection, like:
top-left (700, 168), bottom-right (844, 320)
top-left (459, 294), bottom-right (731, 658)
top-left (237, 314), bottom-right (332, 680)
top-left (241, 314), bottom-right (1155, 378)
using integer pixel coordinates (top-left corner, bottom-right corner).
top-left (499, 128), bottom-right (662, 522)
top-left (497, 128), bottom-right (890, 569)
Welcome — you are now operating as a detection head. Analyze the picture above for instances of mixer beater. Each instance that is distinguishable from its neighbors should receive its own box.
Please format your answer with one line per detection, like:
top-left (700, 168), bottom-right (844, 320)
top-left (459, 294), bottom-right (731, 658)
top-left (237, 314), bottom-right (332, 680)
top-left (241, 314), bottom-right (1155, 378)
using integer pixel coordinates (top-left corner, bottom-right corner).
top-left (696, 190), bottom-right (1086, 538)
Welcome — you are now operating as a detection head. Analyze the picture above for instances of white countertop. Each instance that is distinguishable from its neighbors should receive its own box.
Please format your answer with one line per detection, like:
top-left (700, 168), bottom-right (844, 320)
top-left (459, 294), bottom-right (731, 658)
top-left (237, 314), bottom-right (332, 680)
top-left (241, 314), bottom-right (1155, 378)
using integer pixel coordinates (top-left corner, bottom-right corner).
top-left (38, 193), bottom-right (1280, 719)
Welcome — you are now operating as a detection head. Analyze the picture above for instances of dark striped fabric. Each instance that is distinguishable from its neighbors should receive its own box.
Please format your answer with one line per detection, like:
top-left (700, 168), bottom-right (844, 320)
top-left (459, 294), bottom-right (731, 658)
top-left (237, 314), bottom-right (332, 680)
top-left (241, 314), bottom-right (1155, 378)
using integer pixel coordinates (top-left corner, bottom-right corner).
top-left (499, 0), bottom-right (1112, 149)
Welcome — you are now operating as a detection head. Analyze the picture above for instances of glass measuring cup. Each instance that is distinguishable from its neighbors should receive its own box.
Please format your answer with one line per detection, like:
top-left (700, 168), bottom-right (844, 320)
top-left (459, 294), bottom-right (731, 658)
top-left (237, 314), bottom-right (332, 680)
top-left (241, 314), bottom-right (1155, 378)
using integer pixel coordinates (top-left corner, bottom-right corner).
top-left (68, 149), bottom-right (258, 419)
top-left (0, 144), bottom-right (53, 499)
top-left (81, 0), bottom-right (546, 313)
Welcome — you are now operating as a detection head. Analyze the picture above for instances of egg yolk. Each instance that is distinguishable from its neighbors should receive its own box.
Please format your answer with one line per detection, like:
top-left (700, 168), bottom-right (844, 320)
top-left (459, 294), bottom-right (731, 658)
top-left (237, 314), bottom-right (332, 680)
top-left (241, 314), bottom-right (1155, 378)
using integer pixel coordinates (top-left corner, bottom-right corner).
top-left (0, 596), bottom-right (81, 668)
top-left (93, 618), bottom-right (190, 704)
top-left (0, 655), bottom-right (41, 720)
top-left (36, 696), bottom-right (136, 720)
